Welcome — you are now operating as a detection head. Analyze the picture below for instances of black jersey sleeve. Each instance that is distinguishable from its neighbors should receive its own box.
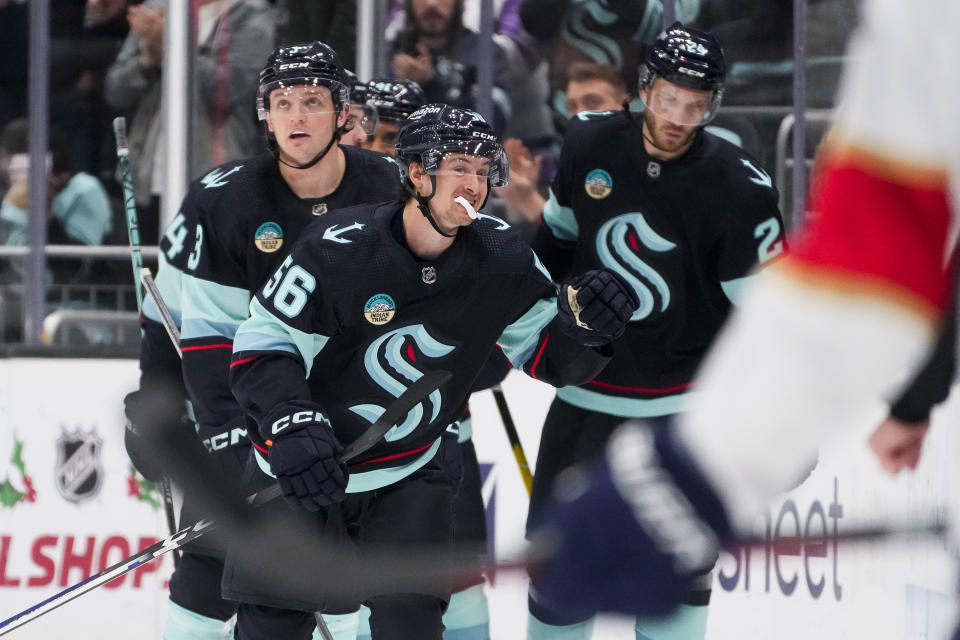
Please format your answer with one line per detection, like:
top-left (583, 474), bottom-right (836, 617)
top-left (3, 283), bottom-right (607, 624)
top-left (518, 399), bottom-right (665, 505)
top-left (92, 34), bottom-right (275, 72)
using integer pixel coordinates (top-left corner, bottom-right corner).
top-left (532, 123), bottom-right (580, 280)
top-left (230, 233), bottom-right (342, 440)
top-left (889, 291), bottom-right (957, 424)
top-left (496, 247), bottom-right (612, 386)
top-left (178, 176), bottom-right (253, 446)
top-left (713, 151), bottom-right (787, 303)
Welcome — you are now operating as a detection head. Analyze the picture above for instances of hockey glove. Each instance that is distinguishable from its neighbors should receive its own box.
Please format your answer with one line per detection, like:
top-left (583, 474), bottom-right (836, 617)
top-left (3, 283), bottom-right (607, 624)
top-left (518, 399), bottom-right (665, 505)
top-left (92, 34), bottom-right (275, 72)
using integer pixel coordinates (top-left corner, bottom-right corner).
top-left (263, 403), bottom-right (348, 512)
top-left (123, 389), bottom-right (193, 483)
top-left (529, 420), bottom-right (730, 620)
top-left (557, 269), bottom-right (638, 347)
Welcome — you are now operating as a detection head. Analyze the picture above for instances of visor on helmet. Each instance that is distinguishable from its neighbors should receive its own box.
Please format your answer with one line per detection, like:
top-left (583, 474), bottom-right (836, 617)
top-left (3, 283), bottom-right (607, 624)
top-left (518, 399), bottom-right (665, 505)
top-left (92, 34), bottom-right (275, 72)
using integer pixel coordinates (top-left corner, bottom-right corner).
top-left (257, 78), bottom-right (348, 121)
top-left (345, 102), bottom-right (379, 137)
top-left (420, 140), bottom-right (509, 188)
top-left (638, 75), bottom-right (721, 126)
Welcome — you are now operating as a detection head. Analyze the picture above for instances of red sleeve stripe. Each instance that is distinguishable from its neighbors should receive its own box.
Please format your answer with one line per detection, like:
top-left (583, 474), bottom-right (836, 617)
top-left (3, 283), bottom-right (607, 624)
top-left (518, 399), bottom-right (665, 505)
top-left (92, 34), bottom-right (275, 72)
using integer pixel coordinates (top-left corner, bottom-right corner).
top-left (528, 333), bottom-right (550, 380)
top-left (230, 356), bottom-right (257, 369)
top-left (791, 149), bottom-right (953, 312)
top-left (181, 343), bottom-right (234, 352)
top-left (587, 379), bottom-right (694, 394)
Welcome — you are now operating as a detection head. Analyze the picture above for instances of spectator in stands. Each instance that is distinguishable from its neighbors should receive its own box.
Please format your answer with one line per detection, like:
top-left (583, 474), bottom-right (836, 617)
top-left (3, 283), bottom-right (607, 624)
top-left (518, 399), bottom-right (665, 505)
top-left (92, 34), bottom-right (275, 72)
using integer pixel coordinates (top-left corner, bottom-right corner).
top-left (0, 118), bottom-right (112, 275)
top-left (104, 0), bottom-right (275, 243)
top-left (495, 61), bottom-right (627, 234)
top-left (0, 118), bottom-right (114, 341)
top-left (388, 0), bottom-right (512, 134)
top-left (519, 0), bottom-right (701, 128)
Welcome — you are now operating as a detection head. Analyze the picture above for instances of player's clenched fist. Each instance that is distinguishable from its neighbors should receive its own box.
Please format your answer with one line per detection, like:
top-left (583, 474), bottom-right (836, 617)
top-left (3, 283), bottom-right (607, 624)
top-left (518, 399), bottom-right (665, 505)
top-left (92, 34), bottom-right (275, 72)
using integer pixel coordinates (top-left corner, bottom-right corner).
top-left (557, 269), bottom-right (639, 346)
top-left (263, 403), bottom-right (348, 511)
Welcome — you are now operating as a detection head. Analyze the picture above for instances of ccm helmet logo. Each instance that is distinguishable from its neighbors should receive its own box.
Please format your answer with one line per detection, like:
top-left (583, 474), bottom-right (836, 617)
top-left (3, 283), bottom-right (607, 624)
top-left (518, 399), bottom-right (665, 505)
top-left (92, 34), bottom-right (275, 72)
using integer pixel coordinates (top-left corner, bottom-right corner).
top-left (271, 410), bottom-right (329, 434)
top-left (279, 62), bottom-right (310, 70)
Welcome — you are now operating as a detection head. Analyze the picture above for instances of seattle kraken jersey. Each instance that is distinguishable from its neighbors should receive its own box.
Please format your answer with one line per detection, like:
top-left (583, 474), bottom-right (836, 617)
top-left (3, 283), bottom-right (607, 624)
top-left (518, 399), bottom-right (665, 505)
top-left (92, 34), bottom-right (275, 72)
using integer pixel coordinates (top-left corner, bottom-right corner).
top-left (535, 110), bottom-right (786, 417)
top-left (179, 146), bottom-right (402, 445)
top-left (230, 202), bottom-right (611, 490)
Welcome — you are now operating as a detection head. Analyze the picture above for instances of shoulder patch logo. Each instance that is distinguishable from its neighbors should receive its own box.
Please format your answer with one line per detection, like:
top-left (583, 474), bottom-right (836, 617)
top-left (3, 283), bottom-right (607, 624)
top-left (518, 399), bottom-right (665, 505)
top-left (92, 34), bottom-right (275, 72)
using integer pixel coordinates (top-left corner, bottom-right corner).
top-left (364, 294), bottom-right (397, 325)
top-left (585, 169), bottom-right (613, 199)
top-left (255, 222), bottom-right (284, 253)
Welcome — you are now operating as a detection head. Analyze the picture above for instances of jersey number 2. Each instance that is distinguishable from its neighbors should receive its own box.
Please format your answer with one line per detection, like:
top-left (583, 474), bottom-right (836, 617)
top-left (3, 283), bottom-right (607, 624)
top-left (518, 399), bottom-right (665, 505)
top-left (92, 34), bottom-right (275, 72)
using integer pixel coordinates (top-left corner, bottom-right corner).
top-left (263, 255), bottom-right (316, 318)
top-left (754, 217), bottom-right (784, 264)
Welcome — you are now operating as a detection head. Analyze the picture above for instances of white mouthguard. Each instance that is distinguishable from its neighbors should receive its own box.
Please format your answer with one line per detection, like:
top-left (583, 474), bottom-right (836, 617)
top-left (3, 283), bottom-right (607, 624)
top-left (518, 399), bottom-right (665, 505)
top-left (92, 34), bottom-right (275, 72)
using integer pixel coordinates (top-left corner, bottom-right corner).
top-left (455, 196), bottom-right (478, 220)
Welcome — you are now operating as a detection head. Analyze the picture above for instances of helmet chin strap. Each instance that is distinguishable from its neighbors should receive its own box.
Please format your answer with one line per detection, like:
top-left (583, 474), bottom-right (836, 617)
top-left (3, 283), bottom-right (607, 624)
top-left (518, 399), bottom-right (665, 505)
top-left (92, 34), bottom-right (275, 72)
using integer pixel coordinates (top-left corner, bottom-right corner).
top-left (404, 175), bottom-right (458, 238)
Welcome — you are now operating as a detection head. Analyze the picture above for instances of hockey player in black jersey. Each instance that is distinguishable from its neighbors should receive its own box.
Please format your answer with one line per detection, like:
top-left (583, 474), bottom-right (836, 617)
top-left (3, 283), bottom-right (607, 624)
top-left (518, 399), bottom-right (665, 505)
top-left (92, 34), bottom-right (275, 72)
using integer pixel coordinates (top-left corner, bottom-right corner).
top-left (362, 78), bottom-right (426, 156)
top-left (224, 104), bottom-right (638, 640)
top-left (124, 41), bottom-right (401, 640)
top-left (525, 23), bottom-right (787, 640)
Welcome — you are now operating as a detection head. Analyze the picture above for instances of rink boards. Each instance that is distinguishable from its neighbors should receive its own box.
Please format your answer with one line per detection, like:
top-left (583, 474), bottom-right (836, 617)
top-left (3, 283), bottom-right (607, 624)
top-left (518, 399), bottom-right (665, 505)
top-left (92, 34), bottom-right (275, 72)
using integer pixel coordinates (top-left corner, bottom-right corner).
top-left (0, 357), bottom-right (957, 639)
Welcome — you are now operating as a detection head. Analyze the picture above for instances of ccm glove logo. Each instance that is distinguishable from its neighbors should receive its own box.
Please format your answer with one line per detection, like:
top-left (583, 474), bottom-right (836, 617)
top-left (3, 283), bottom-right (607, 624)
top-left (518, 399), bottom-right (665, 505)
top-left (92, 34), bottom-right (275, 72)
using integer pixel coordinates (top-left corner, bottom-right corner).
top-left (271, 411), bottom-right (331, 435)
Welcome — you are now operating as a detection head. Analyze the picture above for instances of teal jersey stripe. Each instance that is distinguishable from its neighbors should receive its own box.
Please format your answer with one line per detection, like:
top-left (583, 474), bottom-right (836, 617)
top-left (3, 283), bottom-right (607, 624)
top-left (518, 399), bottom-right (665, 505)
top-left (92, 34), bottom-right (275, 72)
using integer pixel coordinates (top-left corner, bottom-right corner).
top-left (236, 298), bottom-right (329, 377)
top-left (153, 252), bottom-right (184, 317)
top-left (542, 188), bottom-right (579, 241)
top-left (181, 275), bottom-right (250, 339)
top-left (498, 297), bottom-right (558, 368)
top-left (231, 330), bottom-right (301, 357)
top-left (720, 272), bottom-right (763, 305)
top-left (556, 385), bottom-right (697, 418)
top-left (253, 437), bottom-right (441, 493)
top-left (182, 317), bottom-right (240, 341)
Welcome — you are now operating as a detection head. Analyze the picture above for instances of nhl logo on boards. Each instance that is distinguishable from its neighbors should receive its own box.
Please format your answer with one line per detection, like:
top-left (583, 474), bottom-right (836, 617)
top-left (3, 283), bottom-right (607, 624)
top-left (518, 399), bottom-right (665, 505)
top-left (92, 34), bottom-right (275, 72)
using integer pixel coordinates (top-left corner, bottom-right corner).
top-left (584, 169), bottom-right (613, 199)
top-left (254, 222), bottom-right (284, 253)
top-left (311, 202), bottom-right (327, 216)
top-left (55, 428), bottom-right (103, 504)
top-left (422, 266), bottom-right (437, 284)
top-left (364, 293), bottom-right (397, 325)
top-left (646, 161), bottom-right (661, 178)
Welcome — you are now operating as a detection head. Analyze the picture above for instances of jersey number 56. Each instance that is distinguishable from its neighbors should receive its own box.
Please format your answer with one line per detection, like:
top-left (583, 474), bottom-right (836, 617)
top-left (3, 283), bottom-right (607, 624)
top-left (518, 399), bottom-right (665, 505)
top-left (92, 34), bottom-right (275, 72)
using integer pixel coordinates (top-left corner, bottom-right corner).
top-left (263, 255), bottom-right (316, 318)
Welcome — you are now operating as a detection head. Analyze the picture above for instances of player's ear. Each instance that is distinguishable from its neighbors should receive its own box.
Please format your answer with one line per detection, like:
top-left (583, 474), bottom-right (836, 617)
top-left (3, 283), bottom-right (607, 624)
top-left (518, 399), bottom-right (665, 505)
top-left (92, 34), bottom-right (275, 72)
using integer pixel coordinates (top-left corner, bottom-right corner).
top-left (336, 106), bottom-right (349, 129)
top-left (409, 161), bottom-right (432, 195)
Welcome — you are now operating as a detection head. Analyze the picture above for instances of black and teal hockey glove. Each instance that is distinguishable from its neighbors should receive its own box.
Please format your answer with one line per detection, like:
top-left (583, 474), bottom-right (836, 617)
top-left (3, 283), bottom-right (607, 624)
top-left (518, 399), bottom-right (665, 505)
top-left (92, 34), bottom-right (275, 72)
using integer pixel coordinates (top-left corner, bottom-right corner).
top-left (262, 402), bottom-right (348, 512)
top-left (557, 269), bottom-right (638, 347)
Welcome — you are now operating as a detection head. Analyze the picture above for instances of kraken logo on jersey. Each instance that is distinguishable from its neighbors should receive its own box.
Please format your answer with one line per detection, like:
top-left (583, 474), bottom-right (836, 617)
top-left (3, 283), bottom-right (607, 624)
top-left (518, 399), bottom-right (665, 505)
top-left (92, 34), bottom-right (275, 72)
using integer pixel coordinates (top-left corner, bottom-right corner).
top-left (254, 222), bottom-right (284, 253)
top-left (585, 169), bottom-right (613, 199)
top-left (364, 294), bottom-right (397, 325)
top-left (350, 325), bottom-right (455, 442)
top-left (596, 213), bottom-right (677, 321)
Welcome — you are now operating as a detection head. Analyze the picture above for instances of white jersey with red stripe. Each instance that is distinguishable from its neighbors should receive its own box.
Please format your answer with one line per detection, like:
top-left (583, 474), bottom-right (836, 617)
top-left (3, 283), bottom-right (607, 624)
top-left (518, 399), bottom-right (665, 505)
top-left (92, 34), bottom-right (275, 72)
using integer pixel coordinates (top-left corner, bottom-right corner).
top-left (676, 0), bottom-right (960, 532)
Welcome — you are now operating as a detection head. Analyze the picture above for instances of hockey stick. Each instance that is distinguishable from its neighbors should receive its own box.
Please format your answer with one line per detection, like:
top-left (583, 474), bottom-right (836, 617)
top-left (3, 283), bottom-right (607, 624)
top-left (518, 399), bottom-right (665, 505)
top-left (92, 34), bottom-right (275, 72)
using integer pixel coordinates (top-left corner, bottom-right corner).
top-left (0, 368), bottom-right (451, 636)
top-left (491, 384), bottom-right (533, 495)
top-left (113, 117), bottom-right (180, 565)
top-left (139, 267), bottom-right (181, 352)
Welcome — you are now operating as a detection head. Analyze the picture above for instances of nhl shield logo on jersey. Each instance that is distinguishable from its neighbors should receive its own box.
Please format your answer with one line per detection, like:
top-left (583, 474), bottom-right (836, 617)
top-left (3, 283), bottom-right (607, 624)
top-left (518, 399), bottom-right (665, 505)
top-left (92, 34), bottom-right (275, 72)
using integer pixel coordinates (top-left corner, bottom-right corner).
top-left (254, 222), bottom-right (284, 253)
top-left (54, 428), bottom-right (103, 504)
top-left (364, 294), bottom-right (397, 325)
top-left (311, 202), bottom-right (328, 216)
top-left (585, 169), bottom-right (613, 199)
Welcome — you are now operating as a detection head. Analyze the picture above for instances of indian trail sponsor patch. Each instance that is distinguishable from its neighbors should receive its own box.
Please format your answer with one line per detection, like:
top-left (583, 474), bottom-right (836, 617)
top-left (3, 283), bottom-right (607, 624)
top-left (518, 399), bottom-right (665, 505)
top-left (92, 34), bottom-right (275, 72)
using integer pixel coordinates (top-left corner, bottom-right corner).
top-left (364, 294), bottom-right (396, 325)
top-left (254, 222), bottom-right (284, 253)
top-left (585, 169), bottom-right (613, 199)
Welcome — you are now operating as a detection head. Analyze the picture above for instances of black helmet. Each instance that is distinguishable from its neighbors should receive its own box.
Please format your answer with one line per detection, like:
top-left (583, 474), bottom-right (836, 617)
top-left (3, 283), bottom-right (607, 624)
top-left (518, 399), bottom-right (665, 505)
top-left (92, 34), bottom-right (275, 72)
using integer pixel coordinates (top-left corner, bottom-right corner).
top-left (366, 79), bottom-right (427, 124)
top-left (257, 41), bottom-right (348, 120)
top-left (641, 22), bottom-right (726, 94)
top-left (396, 104), bottom-right (508, 188)
top-left (344, 70), bottom-right (373, 105)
